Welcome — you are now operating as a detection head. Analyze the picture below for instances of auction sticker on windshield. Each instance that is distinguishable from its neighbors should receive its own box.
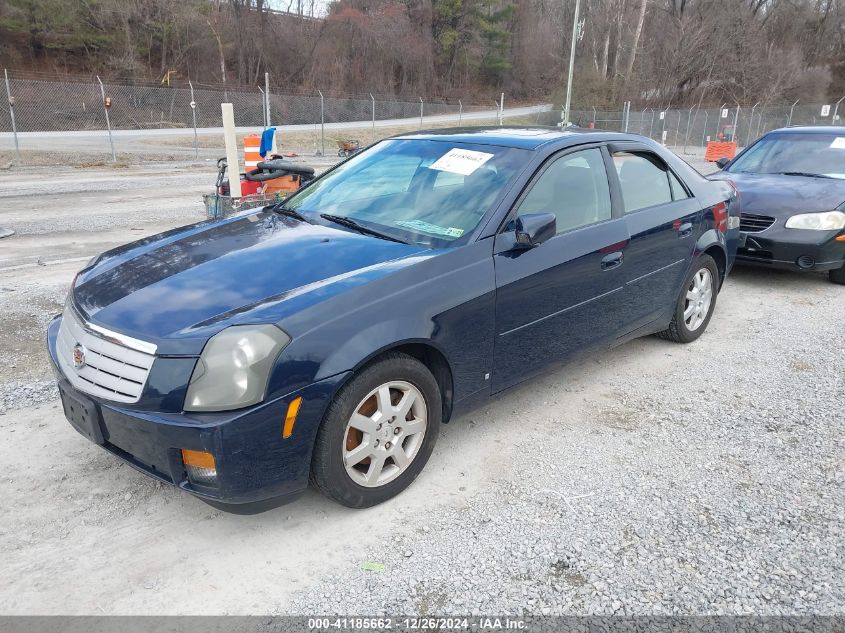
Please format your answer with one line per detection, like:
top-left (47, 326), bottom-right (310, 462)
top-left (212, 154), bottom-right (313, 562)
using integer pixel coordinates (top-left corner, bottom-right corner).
top-left (830, 138), bottom-right (845, 149)
top-left (395, 219), bottom-right (465, 238)
top-left (430, 148), bottom-right (494, 176)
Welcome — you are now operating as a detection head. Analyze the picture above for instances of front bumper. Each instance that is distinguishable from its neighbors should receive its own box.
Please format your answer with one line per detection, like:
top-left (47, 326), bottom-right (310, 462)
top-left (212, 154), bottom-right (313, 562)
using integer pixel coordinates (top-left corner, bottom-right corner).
top-left (737, 225), bottom-right (845, 272)
top-left (47, 316), bottom-right (349, 513)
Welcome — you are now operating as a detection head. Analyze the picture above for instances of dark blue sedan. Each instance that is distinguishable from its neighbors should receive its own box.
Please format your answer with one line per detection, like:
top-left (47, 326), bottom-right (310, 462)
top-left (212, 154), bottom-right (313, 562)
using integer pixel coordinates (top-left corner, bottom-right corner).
top-left (47, 128), bottom-right (740, 512)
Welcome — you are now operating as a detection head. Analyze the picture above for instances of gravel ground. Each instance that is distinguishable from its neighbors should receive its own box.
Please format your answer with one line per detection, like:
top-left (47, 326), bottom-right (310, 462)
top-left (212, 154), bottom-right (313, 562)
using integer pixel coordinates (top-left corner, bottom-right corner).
top-left (1, 153), bottom-right (843, 616)
top-left (287, 268), bottom-right (845, 615)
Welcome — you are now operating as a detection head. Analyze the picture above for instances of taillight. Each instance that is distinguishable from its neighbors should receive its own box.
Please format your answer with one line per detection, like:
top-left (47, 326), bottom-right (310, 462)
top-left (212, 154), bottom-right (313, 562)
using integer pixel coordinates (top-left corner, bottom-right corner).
top-left (712, 201), bottom-right (729, 233)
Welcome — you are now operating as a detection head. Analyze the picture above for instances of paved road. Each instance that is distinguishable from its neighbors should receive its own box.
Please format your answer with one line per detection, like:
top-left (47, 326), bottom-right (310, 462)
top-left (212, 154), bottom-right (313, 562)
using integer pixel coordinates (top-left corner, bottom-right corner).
top-left (0, 104), bottom-right (553, 146)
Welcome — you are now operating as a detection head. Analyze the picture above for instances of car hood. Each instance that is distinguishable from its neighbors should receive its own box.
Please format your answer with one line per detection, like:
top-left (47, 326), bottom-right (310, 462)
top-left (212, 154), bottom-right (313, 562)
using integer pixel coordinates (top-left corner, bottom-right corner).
top-left (708, 171), bottom-right (845, 218)
top-left (73, 210), bottom-right (430, 353)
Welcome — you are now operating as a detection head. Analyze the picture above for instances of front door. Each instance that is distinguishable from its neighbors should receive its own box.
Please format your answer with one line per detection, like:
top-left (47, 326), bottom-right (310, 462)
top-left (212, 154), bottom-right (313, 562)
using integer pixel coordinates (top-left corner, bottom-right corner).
top-left (492, 146), bottom-right (630, 392)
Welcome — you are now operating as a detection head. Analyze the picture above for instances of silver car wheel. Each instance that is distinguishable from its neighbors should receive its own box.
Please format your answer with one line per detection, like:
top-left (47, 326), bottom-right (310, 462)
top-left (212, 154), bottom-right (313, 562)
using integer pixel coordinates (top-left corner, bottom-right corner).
top-left (342, 380), bottom-right (427, 488)
top-left (683, 267), bottom-right (713, 332)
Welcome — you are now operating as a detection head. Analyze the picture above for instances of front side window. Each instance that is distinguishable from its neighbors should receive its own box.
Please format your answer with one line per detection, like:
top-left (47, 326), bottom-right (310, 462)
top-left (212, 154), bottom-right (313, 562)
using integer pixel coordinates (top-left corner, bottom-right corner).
top-left (285, 139), bottom-right (529, 247)
top-left (727, 132), bottom-right (845, 179)
top-left (516, 148), bottom-right (612, 234)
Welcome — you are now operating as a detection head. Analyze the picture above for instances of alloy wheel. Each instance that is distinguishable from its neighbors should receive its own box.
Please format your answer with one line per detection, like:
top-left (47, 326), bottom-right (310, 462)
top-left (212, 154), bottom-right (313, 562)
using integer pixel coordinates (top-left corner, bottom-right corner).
top-left (343, 380), bottom-right (427, 487)
top-left (684, 267), bottom-right (713, 332)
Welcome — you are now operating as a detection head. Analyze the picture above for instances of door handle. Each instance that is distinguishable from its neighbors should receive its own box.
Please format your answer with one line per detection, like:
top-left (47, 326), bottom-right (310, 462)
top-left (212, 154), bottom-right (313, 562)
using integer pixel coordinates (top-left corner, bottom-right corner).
top-left (678, 222), bottom-right (693, 237)
top-left (601, 251), bottom-right (623, 271)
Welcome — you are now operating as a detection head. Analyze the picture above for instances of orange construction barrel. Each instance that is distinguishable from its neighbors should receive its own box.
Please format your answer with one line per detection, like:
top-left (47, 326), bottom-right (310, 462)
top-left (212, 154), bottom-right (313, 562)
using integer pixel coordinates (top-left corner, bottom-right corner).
top-left (244, 134), bottom-right (262, 170)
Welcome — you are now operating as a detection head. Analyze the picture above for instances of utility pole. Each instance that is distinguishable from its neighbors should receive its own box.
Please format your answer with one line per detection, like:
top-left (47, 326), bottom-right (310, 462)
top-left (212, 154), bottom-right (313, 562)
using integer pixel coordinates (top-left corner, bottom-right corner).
top-left (562, 0), bottom-right (582, 126)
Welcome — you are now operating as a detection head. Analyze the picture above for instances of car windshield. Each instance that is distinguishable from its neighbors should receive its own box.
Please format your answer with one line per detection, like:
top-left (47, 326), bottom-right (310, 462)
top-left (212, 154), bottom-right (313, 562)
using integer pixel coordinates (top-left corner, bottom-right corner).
top-left (727, 132), bottom-right (845, 179)
top-left (284, 139), bottom-right (529, 247)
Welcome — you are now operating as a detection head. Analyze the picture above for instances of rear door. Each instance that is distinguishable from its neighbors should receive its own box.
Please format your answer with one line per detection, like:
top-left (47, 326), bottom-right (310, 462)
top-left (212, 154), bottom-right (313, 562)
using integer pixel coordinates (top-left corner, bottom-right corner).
top-left (492, 145), bottom-right (630, 391)
top-left (608, 145), bottom-right (702, 333)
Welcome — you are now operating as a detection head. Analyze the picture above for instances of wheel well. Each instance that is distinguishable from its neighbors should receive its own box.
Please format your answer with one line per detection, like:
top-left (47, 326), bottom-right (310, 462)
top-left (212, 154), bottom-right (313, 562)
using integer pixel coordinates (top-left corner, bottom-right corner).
top-left (365, 343), bottom-right (455, 424)
top-left (704, 245), bottom-right (727, 288)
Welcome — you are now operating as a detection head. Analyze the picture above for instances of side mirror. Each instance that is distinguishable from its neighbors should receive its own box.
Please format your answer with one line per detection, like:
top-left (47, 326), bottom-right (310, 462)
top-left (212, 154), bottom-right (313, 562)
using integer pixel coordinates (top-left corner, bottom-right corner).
top-left (514, 213), bottom-right (556, 248)
top-left (715, 157), bottom-right (731, 170)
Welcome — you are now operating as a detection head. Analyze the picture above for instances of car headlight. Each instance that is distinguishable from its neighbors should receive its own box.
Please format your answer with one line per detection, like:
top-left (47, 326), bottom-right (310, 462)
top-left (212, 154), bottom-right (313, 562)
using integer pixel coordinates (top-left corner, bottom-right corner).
top-left (184, 325), bottom-right (290, 412)
top-left (784, 210), bottom-right (845, 230)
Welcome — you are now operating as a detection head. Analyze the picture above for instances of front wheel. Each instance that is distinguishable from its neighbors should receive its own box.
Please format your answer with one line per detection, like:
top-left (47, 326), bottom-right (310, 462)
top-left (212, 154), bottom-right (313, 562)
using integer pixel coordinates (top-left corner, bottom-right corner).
top-left (657, 254), bottom-right (720, 344)
top-left (310, 352), bottom-right (441, 508)
top-left (829, 265), bottom-right (845, 285)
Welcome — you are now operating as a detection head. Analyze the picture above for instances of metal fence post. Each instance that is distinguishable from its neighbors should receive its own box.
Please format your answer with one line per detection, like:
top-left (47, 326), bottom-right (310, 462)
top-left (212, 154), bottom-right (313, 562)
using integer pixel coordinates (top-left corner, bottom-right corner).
top-left (419, 97), bottom-right (423, 129)
top-left (370, 93), bottom-right (375, 143)
top-left (592, 107), bottom-right (597, 127)
top-left (832, 95), bottom-right (845, 126)
top-left (700, 110), bottom-right (709, 147)
top-left (458, 99), bottom-right (463, 125)
top-left (683, 106), bottom-right (695, 154)
top-left (500, 92), bottom-right (505, 126)
top-left (732, 104), bottom-right (740, 144)
top-left (264, 72), bottom-right (271, 127)
top-left (673, 109), bottom-right (681, 147)
top-left (258, 87), bottom-right (267, 128)
top-left (714, 103), bottom-right (725, 139)
top-left (96, 75), bottom-right (116, 162)
top-left (317, 90), bottom-right (325, 157)
top-left (189, 81), bottom-right (198, 159)
top-left (3, 69), bottom-right (20, 159)
top-left (787, 99), bottom-right (799, 126)
top-left (649, 109), bottom-right (655, 138)
top-left (747, 102), bottom-right (759, 145)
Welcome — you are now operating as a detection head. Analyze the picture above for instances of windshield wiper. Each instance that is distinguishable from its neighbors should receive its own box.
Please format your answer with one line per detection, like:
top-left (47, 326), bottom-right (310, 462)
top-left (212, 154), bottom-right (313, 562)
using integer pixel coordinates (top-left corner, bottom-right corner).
top-left (776, 171), bottom-right (835, 179)
top-left (320, 213), bottom-right (408, 244)
top-left (269, 203), bottom-right (308, 222)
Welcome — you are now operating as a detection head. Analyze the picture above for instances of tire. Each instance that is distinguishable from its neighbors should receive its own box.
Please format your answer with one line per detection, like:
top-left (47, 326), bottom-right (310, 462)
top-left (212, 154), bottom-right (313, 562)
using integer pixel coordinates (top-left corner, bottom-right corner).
top-left (310, 352), bottom-right (441, 508)
top-left (657, 254), bottom-right (720, 344)
top-left (829, 265), bottom-right (845, 285)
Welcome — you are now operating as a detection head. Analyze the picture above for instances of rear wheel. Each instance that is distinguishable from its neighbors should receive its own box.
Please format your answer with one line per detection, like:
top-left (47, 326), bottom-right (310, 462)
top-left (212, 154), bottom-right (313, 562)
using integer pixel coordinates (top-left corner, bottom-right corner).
top-left (310, 353), bottom-right (441, 508)
top-left (657, 254), bottom-right (720, 344)
top-left (829, 265), bottom-right (845, 285)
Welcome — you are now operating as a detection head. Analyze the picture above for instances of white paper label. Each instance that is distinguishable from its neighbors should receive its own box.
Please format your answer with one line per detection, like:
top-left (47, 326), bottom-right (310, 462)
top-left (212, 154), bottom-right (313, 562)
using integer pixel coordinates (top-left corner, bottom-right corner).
top-left (430, 148), bottom-right (494, 176)
top-left (831, 138), bottom-right (845, 149)
top-left (821, 105), bottom-right (831, 116)
top-left (721, 109), bottom-right (729, 118)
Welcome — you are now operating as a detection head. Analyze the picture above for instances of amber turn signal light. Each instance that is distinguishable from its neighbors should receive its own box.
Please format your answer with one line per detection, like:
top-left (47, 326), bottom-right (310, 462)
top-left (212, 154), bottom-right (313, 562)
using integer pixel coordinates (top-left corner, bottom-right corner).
top-left (181, 449), bottom-right (215, 469)
top-left (283, 396), bottom-right (303, 439)
top-left (181, 449), bottom-right (217, 486)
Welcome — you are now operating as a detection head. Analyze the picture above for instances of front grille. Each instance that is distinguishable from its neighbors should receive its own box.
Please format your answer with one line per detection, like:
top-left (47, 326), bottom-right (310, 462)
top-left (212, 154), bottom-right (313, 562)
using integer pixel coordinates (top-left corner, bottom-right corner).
top-left (56, 305), bottom-right (156, 404)
top-left (739, 213), bottom-right (776, 233)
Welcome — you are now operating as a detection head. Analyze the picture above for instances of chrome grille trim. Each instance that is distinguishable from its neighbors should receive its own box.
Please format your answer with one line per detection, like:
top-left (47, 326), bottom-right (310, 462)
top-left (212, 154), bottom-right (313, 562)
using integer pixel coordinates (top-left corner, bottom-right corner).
top-left (56, 306), bottom-right (155, 404)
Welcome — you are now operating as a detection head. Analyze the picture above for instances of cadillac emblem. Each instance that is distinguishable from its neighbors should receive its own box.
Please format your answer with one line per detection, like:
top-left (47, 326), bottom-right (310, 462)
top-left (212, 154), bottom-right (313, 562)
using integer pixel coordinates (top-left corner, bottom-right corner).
top-left (72, 343), bottom-right (86, 369)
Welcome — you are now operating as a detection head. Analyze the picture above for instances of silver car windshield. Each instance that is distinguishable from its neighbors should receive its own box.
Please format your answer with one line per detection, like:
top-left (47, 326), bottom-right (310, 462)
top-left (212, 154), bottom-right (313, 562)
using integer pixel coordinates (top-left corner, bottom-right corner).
top-left (285, 139), bottom-right (529, 246)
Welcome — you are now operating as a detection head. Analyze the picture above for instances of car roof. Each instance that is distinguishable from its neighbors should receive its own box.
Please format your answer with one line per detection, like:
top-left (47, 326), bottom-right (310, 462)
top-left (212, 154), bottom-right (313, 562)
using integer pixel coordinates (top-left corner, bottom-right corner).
top-left (768, 126), bottom-right (845, 135)
top-left (390, 126), bottom-right (640, 150)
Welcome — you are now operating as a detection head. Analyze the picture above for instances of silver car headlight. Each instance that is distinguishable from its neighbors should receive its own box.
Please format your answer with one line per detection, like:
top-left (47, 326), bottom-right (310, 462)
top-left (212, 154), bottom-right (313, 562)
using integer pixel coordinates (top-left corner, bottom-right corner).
top-left (784, 210), bottom-right (845, 230)
top-left (184, 325), bottom-right (290, 412)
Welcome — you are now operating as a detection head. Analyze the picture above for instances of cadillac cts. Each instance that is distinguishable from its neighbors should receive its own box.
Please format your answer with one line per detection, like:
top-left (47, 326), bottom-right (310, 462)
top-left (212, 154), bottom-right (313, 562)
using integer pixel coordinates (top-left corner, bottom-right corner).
top-left (48, 128), bottom-right (740, 512)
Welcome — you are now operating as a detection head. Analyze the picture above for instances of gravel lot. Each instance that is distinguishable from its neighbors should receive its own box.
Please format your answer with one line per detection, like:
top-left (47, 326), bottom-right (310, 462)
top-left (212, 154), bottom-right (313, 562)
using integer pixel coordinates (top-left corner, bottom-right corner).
top-left (0, 150), bottom-right (842, 616)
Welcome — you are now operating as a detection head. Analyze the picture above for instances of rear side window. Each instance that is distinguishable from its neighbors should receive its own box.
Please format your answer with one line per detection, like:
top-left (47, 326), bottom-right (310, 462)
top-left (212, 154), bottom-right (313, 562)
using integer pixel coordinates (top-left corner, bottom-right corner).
top-left (613, 152), bottom-right (688, 212)
top-left (668, 170), bottom-right (690, 200)
top-left (516, 147), bottom-right (612, 234)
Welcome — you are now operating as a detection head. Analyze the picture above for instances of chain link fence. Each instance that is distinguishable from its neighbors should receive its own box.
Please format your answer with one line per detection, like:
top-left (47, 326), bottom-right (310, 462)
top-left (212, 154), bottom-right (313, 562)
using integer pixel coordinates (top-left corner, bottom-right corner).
top-left (3, 70), bottom-right (842, 162)
top-left (0, 70), bottom-right (510, 159)
top-left (567, 102), bottom-right (844, 156)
